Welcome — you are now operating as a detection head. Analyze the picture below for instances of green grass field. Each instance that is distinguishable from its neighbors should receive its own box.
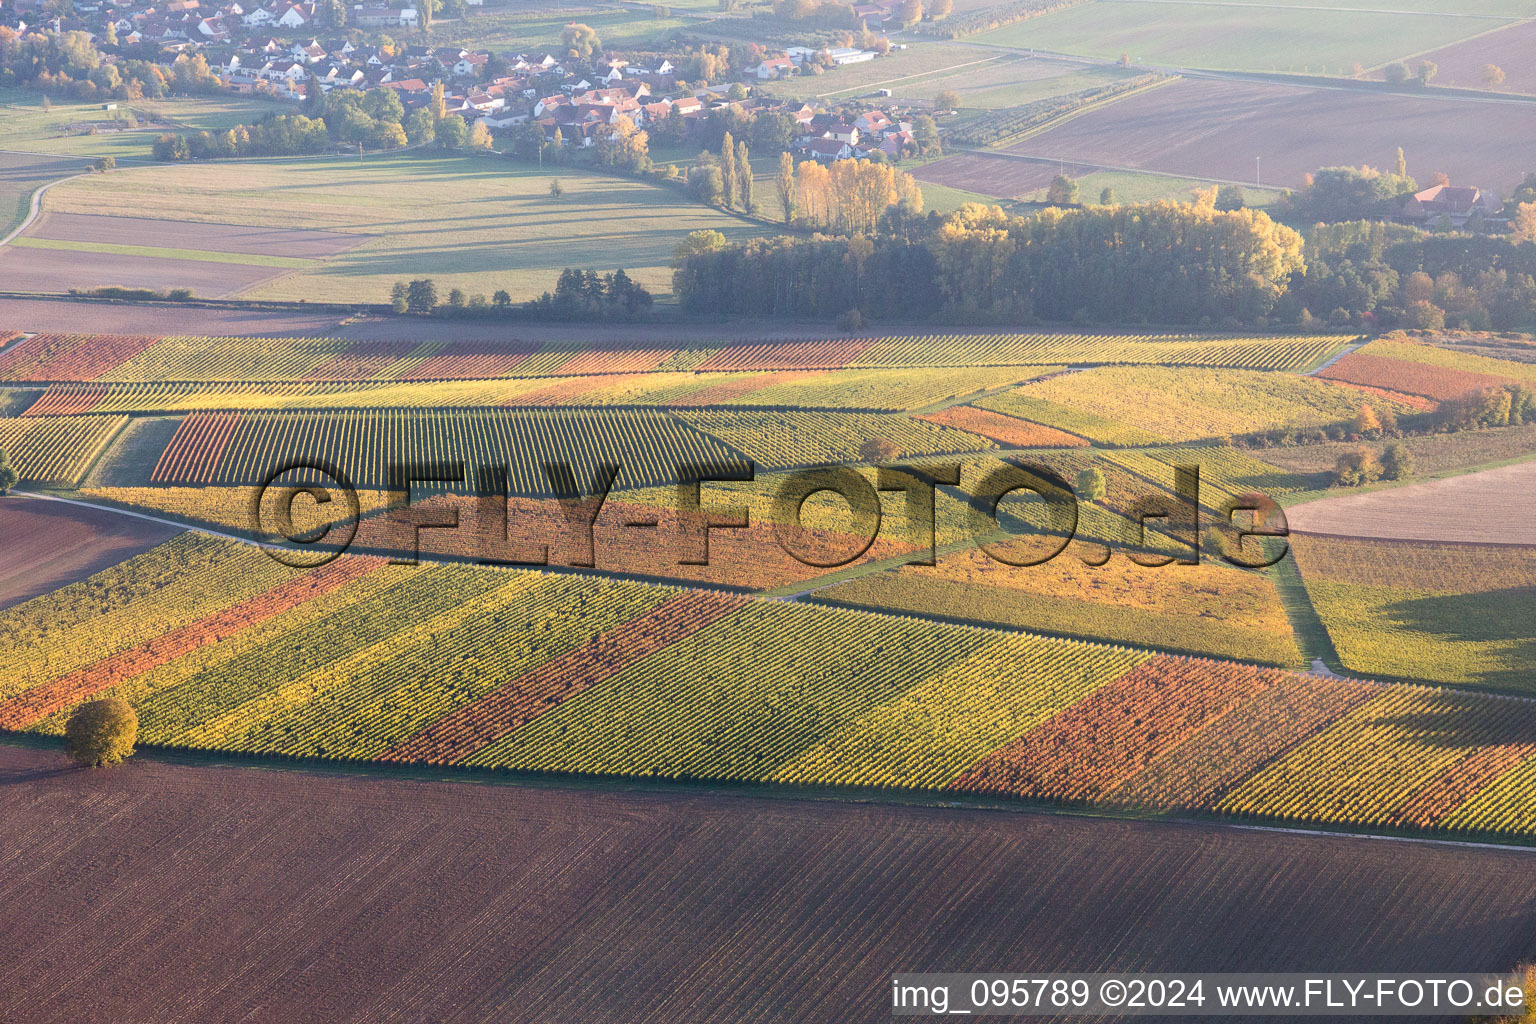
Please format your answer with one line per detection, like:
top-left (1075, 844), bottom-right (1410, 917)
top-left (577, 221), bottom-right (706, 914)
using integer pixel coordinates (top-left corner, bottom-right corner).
top-left (442, 6), bottom-right (694, 51)
top-left (0, 89), bottom-right (281, 160)
top-left (1023, 170), bottom-right (1283, 207)
top-left (0, 151), bottom-right (91, 239)
top-left (758, 44), bottom-right (997, 100)
top-left (8, 236), bottom-right (317, 268)
top-left (957, 63), bottom-right (1142, 109)
top-left (1206, 0), bottom-right (1528, 12)
top-left (973, 0), bottom-right (1525, 75)
top-left (38, 153), bottom-right (769, 302)
top-left (914, 179), bottom-right (1016, 213)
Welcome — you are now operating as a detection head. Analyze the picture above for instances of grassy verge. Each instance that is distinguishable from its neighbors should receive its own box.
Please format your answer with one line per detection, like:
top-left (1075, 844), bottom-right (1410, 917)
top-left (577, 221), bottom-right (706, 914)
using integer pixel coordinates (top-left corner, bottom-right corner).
top-left (10, 236), bottom-right (317, 268)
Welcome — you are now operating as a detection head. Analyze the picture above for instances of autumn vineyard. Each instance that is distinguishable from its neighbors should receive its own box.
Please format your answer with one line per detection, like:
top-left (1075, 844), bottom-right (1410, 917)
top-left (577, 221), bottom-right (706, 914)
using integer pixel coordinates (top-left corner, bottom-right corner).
top-left (3, 325), bottom-right (1536, 844)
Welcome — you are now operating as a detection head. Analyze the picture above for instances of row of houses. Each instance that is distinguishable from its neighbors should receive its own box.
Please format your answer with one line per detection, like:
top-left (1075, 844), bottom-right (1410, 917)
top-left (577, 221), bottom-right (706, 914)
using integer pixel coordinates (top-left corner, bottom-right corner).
top-left (5, 0), bottom-right (926, 162)
top-left (796, 109), bottom-right (914, 161)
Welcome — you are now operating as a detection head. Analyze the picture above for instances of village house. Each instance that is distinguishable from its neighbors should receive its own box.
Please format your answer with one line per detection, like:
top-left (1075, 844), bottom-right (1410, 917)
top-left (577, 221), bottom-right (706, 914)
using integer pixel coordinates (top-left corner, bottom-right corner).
top-left (1398, 183), bottom-right (1505, 229)
top-left (273, 1), bottom-right (311, 28)
top-left (753, 55), bottom-right (794, 80)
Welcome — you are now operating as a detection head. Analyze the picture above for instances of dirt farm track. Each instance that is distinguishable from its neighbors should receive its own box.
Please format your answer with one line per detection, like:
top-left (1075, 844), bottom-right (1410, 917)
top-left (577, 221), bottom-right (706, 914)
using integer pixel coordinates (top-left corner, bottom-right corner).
top-left (3, 745), bottom-right (1536, 1023)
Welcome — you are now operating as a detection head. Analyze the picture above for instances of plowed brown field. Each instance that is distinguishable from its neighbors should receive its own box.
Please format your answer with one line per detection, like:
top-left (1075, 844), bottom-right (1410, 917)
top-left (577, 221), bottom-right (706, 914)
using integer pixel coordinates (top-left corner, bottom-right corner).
top-left (1002, 78), bottom-right (1536, 191)
top-left (1378, 20), bottom-right (1536, 95)
top-left (4, 745), bottom-right (1536, 1023)
top-left (0, 495), bottom-right (180, 610)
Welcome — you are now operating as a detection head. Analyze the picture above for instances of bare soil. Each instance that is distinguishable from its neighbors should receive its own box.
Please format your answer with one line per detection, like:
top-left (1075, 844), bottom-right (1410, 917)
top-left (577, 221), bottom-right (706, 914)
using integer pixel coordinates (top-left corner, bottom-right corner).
top-left (1003, 77), bottom-right (1536, 191)
top-left (0, 495), bottom-right (180, 609)
top-left (0, 247), bottom-right (288, 299)
top-left (0, 295), bottom-right (954, 344)
top-left (913, 151), bottom-right (1101, 198)
top-left (1379, 20), bottom-right (1536, 95)
top-left (1286, 458), bottom-right (1536, 544)
top-left (3, 744), bottom-right (1536, 1023)
top-left (26, 212), bottom-right (372, 259)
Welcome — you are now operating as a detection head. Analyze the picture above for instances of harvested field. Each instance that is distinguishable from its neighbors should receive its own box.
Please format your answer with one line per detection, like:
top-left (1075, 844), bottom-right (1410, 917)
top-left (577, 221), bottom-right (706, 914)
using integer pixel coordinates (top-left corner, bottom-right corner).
top-left (0, 245), bottom-right (287, 298)
top-left (6, 745), bottom-right (1536, 1023)
top-left (912, 151), bottom-right (1100, 199)
top-left (36, 155), bottom-right (769, 304)
top-left (1003, 77), bottom-right (1536, 192)
top-left (23, 212), bottom-right (370, 259)
top-left (0, 496), bottom-right (180, 610)
top-left (975, 0), bottom-right (1526, 74)
top-left (1380, 19), bottom-right (1536, 94)
top-left (0, 297), bottom-right (347, 337)
top-left (1287, 459), bottom-right (1536, 545)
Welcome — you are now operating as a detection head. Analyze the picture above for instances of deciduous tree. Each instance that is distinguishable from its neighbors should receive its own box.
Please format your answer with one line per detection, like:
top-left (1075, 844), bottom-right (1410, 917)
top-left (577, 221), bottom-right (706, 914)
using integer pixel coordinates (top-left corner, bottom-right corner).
top-left (1076, 467), bottom-right (1106, 502)
top-left (1046, 174), bottom-right (1079, 206)
top-left (65, 698), bottom-right (137, 767)
top-left (736, 138), bottom-right (753, 212)
top-left (406, 278), bottom-right (438, 312)
top-left (0, 447), bottom-right (16, 495)
top-left (720, 130), bottom-right (737, 208)
top-left (561, 22), bottom-right (601, 57)
top-left (776, 150), bottom-right (796, 224)
top-left (1333, 447), bottom-right (1382, 487)
top-left (1381, 442), bottom-right (1414, 480)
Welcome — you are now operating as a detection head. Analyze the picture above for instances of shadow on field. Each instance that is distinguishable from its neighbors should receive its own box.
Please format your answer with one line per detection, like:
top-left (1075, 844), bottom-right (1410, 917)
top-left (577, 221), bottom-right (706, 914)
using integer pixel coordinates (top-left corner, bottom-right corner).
top-left (1386, 587), bottom-right (1536, 691)
top-left (0, 762), bottom-right (76, 786)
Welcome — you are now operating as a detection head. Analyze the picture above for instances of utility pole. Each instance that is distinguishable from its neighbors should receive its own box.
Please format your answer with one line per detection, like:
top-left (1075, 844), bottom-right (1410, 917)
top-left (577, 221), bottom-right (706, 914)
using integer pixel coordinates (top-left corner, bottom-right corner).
top-left (1255, 155), bottom-right (1261, 188)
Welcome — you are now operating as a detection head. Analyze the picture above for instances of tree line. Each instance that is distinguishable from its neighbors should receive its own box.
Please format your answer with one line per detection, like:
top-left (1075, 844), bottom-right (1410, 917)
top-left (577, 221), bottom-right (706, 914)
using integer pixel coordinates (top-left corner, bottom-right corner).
top-left (1, 27), bottom-right (220, 99)
top-left (387, 269), bottom-right (653, 320)
top-left (1286, 221), bottom-right (1536, 331)
top-left (672, 197), bottom-right (1305, 324)
top-left (153, 83), bottom-right (491, 160)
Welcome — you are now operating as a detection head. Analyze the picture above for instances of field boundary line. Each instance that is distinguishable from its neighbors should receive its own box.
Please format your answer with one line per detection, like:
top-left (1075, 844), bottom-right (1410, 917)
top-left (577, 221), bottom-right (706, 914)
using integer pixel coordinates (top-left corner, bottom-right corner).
top-left (1102, 0), bottom-right (1522, 21)
top-left (0, 170), bottom-right (87, 249)
top-left (972, 147), bottom-right (1274, 190)
top-left (983, 74), bottom-right (1180, 149)
top-left (1216, 819), bottom-right (1536, 853)
top-left (810, 54), bottom-right (1010, 98)
top-left (1301, 341), bottom-right (1362, 375)
top-left (27, 489), bottom-right (1536, 701)
top-left (950, 39), bottom-right (1536, 104)
top-left (1361, 14), bottom-right (1536, 72)
top-left (8, 236), bottom-right (320, 269)
top-left (7, 731), bottom-right (1534, 852)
